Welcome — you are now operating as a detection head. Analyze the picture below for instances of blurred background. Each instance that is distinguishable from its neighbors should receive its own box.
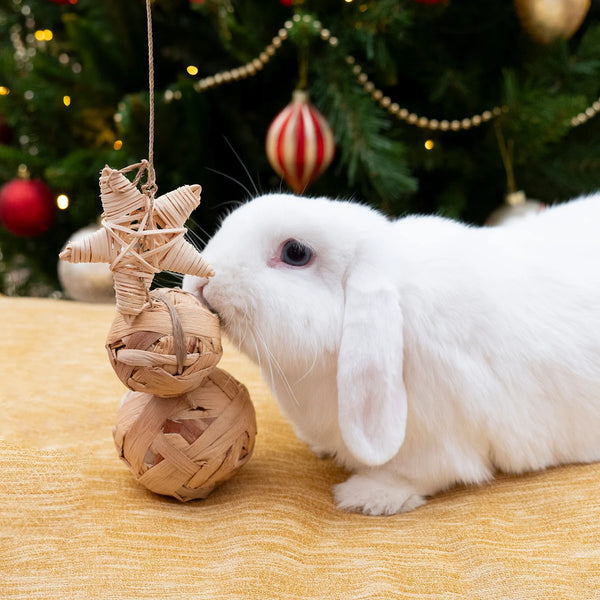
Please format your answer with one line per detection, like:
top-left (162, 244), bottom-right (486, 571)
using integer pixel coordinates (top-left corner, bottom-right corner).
top-left (1, 0), bottom-right (599, 298)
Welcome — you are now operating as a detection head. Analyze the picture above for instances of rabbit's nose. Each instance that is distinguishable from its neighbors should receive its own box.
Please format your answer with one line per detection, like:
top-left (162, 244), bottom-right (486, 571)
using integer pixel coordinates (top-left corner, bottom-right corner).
top-left (196, 279), bottom-right (208, 299)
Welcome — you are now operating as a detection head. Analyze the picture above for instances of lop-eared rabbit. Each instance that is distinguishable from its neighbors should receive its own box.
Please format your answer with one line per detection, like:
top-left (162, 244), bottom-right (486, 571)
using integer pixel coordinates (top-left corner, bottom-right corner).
top-left (183, 193), bottom-right (600, 515)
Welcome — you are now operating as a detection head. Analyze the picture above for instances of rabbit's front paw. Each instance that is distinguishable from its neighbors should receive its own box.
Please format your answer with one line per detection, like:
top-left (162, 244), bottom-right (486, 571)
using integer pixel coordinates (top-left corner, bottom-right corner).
top-left (334, 473), bottom-right (426, 515)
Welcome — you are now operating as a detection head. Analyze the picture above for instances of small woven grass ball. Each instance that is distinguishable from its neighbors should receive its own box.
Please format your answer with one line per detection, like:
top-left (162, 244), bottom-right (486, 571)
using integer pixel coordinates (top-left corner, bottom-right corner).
top-left (106, 288), bottom-right (222, 397)
top-left (113, 367), bottom-right (257, 501)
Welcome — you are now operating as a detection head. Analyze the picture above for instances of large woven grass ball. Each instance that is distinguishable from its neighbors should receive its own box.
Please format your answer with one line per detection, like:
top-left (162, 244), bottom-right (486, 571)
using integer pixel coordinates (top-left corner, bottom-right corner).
top-left (113, 367), bottom-right (257, 501)
top-left (106, 288), bottom-right (222, 397)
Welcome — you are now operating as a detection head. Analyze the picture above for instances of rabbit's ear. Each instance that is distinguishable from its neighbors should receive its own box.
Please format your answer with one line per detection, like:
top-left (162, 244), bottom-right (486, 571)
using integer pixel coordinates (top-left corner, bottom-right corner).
top-left (337, 262), bottom-right (407, 466)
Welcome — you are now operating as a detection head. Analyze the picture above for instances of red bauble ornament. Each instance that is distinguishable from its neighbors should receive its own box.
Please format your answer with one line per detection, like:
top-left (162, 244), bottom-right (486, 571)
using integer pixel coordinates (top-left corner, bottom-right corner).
top-left (0, 179), bottom-right (55, 237)
top-left (265, 90), bottom-right (335, 194)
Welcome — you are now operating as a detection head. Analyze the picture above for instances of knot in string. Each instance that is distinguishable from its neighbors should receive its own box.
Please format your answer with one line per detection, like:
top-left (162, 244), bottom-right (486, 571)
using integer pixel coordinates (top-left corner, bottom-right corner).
top-left (119, 159), bottom-right (158, 202)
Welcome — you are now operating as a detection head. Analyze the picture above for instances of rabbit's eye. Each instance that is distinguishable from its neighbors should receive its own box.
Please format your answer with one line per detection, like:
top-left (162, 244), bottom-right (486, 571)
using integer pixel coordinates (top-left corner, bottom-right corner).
top-left (281, 239), bottom-right (312, 267)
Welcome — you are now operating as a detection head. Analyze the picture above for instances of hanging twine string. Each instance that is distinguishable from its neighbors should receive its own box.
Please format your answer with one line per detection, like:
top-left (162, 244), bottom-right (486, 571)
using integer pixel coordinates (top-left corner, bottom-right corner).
top-left (141, 1), bottom-right (184, 370)
top-left (143, 0), bottom-right (157, 199)
top-left (111, 1), bottom-right (158, 203)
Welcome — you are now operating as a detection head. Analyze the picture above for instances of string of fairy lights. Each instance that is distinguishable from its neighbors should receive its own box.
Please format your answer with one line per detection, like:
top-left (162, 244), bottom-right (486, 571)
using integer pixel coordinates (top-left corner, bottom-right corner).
top-left (3, 2), bottom-right (600, 212)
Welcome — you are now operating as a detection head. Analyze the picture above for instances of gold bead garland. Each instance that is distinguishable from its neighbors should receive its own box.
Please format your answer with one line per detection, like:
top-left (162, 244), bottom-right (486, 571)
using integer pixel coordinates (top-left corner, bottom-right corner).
top-left (191, 14), bottom-right (501, 132)
top-left (570, 99), bottom-right (600, 127)
top-left (343, 54), bottom-right (508, 130)
top-left (185, 14), bottom-right (599, 133)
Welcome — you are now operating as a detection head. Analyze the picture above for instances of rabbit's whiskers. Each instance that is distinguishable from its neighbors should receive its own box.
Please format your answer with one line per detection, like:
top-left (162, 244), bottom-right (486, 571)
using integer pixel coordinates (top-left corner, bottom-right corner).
top-left (252, 325), bottom-right (299, 408)
top-left (186, 226), bottom-right (210, 250)
top-left (234, 311), bottom-right (252, 357)
top-left (293, 346), bottom-right (319, 386)
top-left (153, 270), bottom-right (183, 289)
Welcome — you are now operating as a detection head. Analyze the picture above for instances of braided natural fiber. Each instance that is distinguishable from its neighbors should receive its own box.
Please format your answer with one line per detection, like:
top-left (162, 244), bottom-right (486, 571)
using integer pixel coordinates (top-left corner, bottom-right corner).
top-left (59, 165), bottom-right (214, 318)
top-left (106, 288), bottom-right (222, 397)
top-left (113, 367), bottom-right (257, 501)
top-left (58, 0), bottom-right (256, 503)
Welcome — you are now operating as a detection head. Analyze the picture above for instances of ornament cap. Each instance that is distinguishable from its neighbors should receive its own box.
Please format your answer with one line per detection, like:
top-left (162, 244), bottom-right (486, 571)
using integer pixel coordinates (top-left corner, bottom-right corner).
top-left (17, 164), bottom-right (30, 180)
top-left (292, 89), bottom-right (310, 103)
top-left (506, 190), bottom-right (526, 206)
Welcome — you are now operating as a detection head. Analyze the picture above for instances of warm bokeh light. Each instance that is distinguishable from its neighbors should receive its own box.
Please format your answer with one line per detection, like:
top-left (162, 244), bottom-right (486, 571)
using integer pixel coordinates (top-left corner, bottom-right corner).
top-left (424, 139), bottom-right (434, 150)
top-left (63, 95), bottom-right (71, 107)
top-left (113, 140), bottom-right (123, 150)
top-left (56, 194), bottom-right (69, 210)
top-left (35, 30), bottom-right (54, 41)
top-left (186, 65), bottom-right (199, 76)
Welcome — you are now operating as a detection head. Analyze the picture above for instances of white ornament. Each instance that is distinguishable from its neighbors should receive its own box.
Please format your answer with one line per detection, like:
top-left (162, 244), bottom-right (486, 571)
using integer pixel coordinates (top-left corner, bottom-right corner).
top-left (58, 224), bottom-right (115, 303)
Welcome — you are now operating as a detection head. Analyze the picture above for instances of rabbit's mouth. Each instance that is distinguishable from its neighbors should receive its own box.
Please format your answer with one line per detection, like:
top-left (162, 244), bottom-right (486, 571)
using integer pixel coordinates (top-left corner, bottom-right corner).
top-left (196, 289), bottom-right (223, 327)
top-left (186, 278), bottom-right (215, 312)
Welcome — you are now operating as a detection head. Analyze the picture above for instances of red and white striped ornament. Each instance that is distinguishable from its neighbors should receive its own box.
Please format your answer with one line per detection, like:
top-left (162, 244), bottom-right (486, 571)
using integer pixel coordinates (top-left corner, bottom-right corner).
top-left (265, 90), bottom-right (335, 194)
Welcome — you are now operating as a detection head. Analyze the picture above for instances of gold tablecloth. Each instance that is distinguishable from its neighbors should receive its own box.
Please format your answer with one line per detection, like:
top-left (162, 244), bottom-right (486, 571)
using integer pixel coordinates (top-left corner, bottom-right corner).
top-left (1, 297), bottom-right (599, 599)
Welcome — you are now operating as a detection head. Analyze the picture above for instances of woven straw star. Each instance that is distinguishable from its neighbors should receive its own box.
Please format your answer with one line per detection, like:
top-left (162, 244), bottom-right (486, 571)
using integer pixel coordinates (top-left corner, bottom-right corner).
top-left (60, 164), bottom-right (213, 318)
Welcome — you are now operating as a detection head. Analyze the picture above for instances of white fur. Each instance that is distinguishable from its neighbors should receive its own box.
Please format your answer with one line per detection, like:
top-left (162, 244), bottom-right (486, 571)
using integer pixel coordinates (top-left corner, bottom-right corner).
top-left (183, 193), bottom-right (600, 515)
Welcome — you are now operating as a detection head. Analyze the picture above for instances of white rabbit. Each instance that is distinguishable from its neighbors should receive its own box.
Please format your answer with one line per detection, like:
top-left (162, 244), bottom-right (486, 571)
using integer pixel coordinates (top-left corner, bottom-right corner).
top-left (182, 193), bottom-right (600, 515)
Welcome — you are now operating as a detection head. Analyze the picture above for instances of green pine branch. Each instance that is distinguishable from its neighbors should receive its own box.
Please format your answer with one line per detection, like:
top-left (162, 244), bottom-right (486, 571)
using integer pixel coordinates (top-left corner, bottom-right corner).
top-left (312, 54), bottom-right (417, 213)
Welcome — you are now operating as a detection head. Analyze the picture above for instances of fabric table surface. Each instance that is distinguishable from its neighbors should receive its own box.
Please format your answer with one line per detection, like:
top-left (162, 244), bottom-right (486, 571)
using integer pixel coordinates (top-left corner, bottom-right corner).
top-left (1, 296), bottom-right (599, 599)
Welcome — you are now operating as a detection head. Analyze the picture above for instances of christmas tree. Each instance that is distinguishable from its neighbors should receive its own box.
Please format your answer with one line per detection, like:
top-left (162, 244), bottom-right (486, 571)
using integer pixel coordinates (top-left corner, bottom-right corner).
top-left (1, 0), bottom-right (599, 296)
